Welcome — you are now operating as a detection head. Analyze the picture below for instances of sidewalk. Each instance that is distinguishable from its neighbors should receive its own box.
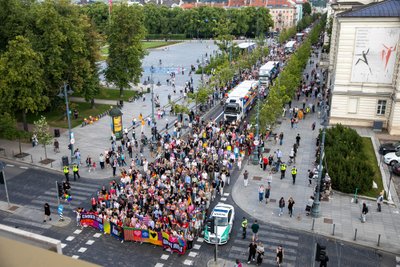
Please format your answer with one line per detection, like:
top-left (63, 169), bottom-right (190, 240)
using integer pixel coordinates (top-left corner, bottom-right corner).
top-left (232, 56), bottom-right (400, 255)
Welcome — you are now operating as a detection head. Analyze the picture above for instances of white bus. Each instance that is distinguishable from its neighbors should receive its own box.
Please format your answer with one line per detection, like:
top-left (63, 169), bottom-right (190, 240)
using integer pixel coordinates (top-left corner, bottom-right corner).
top-left (259, 61), bottom-right (280, 87)
top-left (285, 41), bottom-right (296, 54)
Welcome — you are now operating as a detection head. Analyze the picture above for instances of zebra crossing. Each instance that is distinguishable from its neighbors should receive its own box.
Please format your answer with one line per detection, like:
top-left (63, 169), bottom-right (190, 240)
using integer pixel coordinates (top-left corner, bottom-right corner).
top-left (226, 225), bottom-right (300, 267)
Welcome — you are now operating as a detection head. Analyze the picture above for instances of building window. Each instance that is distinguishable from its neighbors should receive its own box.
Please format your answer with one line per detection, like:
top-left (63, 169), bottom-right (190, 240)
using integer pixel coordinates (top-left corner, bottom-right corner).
top-left (348, 98), bottom-right (358, 114)
top-left (377, 100), bottom-right (387, 115)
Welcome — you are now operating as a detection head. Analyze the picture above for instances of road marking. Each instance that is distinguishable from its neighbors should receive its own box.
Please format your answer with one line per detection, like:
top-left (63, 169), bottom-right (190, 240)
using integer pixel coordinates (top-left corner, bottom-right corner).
top-left (6, 164), bottom-right (14, 167)
top-left (193, 244), bottom-right (201, 250)
top-left (223, 193), bottom-right (230, 196)
top-left (61, 243), bottom-right (67, 248)
top-left (93, 233), bottom-right (102, 238)
top-left (188, 252), bottom-right (198, 257)
top-left (86, 240), bottom-right (95, 245)
top-left (154, 263), bottom-right (164, 267)
top-left (78, 247), bottom-right (87, 253)
top-left (20, 166), bottom-right (28, 169)
top-left (215, 112), bottom-right (224, 121)
top-left (72, 255), bottom-right (80, 259)
top-left (160, 254), bottom-right (169, 260)
top-left (220, 197), bottom-right (227, 201)
top-left (183, 260), bottom-right (193, 265)
top-left (74, 229), bottom-right (82, 234)
top-left (3, 217), bottom-right (51, 229)
top-left (197, 237), bottom-right (204, 243)
top-left (66, 236), bottom-right (75, 241)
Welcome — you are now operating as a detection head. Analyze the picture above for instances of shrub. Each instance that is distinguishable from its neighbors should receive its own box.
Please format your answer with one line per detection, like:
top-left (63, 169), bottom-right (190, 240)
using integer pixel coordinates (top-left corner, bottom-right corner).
top-left (323, 124), bottom-right (374, 194)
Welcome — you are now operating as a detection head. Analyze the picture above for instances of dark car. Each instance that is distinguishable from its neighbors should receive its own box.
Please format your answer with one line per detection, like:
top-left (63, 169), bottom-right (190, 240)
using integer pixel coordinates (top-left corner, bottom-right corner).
top-left (392, 162), bottom-right (400, 176)
top-left (379, 142), bottom-right (400, 155)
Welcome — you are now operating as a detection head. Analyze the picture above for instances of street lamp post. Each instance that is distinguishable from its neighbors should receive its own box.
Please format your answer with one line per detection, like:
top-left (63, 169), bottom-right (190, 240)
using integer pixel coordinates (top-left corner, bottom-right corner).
top-left (0, 161), bottom-right (10, 208)
top-left (58, 82), bottom-right (74, 162)
top-left (312, 98), bottom-right (328, 218)
top-left (252, 82), bottom-right (261, 164)
top-left (150, 66), bottom-right (155, 125)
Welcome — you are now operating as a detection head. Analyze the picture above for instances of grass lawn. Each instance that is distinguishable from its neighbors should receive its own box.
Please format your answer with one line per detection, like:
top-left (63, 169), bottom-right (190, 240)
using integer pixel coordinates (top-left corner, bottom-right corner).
top-left (23, 102), bottom-right (111, 129)
top-left (72, 87), bottom-right (140, 101)
top-left (361, 137), bottom-right (384, 198)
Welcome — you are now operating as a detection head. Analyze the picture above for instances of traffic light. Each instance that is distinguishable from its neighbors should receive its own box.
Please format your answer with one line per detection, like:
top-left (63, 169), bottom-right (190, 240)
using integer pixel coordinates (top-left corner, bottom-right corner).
top-left (0, 171), bottom-right (4, 184)
top-left (57, 182), bottom-right (64, 198)
top-left (68, 144), bottom-right (72, 150)
top-left (206, 218), bottom-right (215, 234)
top-left (315, 243), bottom-right (326, 262)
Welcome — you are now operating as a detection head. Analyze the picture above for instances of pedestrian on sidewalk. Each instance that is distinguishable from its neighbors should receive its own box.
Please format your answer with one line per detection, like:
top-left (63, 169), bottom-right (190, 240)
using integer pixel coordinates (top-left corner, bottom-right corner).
top-left (243, 170), bottom-right (249, 187)
top-left (312, 121), bottom-right (316, 130)
top-left (308, 169), bottom-right (314, 186)
top-left (288, 197), bottom-right (295, 217)
top-left (306, 196), bottom-right (314, 216)
top-left (43, 203), bottom-right (51, 223)
top-left (99, 153), bottom-right (105, 169)
top-left (186, 231), bottom-right (194, 249)
top-left (53, 139), bottom-right (59, 153)
top-left (256, 242), bottom-right (264, 266)
top-left (241, 217), bottom-right (248, 239)
top-left (280, 162), bottom-right (287, 179)
top-left (234, 259), bottom-right (242, 267)
top-left (63, 165), bottom-right (69, 182)
top-left (278, 197), bottom-right (285, 216)
top-left (276, 245), bottom-right (284, 267)
top-left (73, 207), bottom-right (81, 227)
top-left (377, 191), bottom-right (384, 212)
top-left (275, 149), bottom-right (283, 162)
top-left (251, 220), bottom-right (259, 241)
top-left (296, 134), bottom-right (301, 147)
top-left (247, 241), bottom-right (257, 263)
top-left (291, 166), bottom-right (297, 184)
top-left (361, 202), bottom-right (368, 223)
top-left (265, 183), bottom-right (271, 204)
top-left (279, 132), bottom-right (284, 146)
top-left (258, 185), bottom-right (265, 203)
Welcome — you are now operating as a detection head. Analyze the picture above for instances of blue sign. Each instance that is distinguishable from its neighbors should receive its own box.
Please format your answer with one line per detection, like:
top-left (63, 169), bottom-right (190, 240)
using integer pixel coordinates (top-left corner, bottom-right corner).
top-left (58, 204), bottom-right (64, 215)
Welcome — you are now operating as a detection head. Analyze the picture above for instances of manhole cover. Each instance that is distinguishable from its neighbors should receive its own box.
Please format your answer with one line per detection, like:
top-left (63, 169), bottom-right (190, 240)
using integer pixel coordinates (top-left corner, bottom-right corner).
top-left (8, 206), bottom-right (19, 211)
top-left (39, 158), bottom-right (55, 165)
top-left (323, 218), bottom-right (333, 224)
top-left (253, 176), bottom-right (262, 181)
top-left (269, 199), bottom-right (276, 203)
top-left (14, 152), bottom-right (30, 159)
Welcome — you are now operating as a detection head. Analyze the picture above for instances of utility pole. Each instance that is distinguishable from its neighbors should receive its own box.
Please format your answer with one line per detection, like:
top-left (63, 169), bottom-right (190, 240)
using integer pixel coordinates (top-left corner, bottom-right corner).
top-left (252, 81), bottom-right (261, 164)
top-left (62, 82), bottom-right (74, 162)
top-left (214, 222), bottom-right (218, 262)
top-left (0, 162), bottom-right (10, 208)
top-left (150, 66), bottom-right (155, 125)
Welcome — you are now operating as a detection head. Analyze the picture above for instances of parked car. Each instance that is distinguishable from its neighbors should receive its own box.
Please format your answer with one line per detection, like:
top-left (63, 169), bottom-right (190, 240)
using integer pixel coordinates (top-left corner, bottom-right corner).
top-left (379, 141), bottom-right (400, 155)
top-left (383, 151), bottom-right (400, 166)
top-left (204, 203), bottom-right (234, 245)
top-left (392, 162), bottom-right (400, 175)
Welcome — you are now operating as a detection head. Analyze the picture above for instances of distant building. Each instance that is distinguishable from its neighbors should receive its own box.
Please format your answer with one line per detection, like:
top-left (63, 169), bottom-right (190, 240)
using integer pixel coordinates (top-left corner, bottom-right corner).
top-left (267, 0), bottom-right (297, 31)
top-left (327, 0), bottom-right (400, 134)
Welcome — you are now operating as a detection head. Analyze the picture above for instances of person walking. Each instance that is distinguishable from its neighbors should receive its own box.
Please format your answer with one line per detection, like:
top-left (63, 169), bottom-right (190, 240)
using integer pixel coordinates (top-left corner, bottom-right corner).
top-left (234, 259), bottom-right (243, 267)
top-left (279, 132), bottom-right (284, 146)
top-left (377, 191), bottom-right (384, 212)
top-left (258, 185), bottom-right (264, 203)
top-left (241, 217), bottom-right (248, 239)
top-left (251, 220), bottom-right (259, 241)
top-left (63, 165), bottom-right (69, 182)
top-left (296, 134), bottom-right (301, 147)
top-left (276, 245), bottom-right (284, 267)
top-left (186, 231), bottom-right (194, 249)
top-left (308, 169), bottom-right (313, 186)
top-left (72, 163), bottom-right (80, 181)
top-left (361, 202), bottom-right (368, 223)
top-left (278, 197), bottom-right (285, 216)
top-left (43, 203), bottom-right (51, 223)
top-left (256, 242), bottom-right (265, 266)
top-left (288, 197), bottom-right (295, 217)
top-left (280, 162), bottom-right (286, 179)
top-left (265, 183), bottom-right (271, 204)
top-left (291, 166), bottom-right (297, 184)
top-left (99, 153), bottom-right (105, 169)
top-left (243, 170), bottom-right (249, 187)
top-left (247, 241), bottom-right (257, 263)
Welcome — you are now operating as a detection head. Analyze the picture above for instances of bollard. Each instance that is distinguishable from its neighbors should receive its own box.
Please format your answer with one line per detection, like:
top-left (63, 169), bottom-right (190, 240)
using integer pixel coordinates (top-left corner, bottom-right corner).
top-left (332, 224), bottom-right (335, 236)
top-left (354, 228), bottom-right (357, 241)
top-left (311, 219), bottom-right (315, 231)
top-left (377, 234), bottom-right (381, 247)
top-left (31, 155), bottom-right (33, 163)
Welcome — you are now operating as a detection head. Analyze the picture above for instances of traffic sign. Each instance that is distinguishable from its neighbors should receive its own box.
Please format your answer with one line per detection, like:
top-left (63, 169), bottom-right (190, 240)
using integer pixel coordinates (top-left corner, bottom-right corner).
top-left (70, 138), bottom-right (75, 144)
top-left (58, 204), bottom-right (64, 215)
top-left (253, 140), bottom-right (260, 146)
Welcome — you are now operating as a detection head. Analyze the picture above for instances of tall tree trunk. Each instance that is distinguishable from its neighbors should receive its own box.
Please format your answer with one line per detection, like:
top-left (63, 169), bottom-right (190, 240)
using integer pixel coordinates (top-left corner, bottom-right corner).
top-left (44, 144), bottom-right (47, 159)
top-left (120, 86), bottom-right (124, 98)
top-left (22, 111), bottom-right (28, 132)
top-left (91, 98), bottom-right (95, 109)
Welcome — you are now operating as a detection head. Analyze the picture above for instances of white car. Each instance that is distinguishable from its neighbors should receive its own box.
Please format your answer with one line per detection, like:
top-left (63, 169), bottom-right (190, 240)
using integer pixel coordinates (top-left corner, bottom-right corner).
top-left (204, 203), bottom-right (235, 245)
top-left (384, 151), bottom-right (400, 165)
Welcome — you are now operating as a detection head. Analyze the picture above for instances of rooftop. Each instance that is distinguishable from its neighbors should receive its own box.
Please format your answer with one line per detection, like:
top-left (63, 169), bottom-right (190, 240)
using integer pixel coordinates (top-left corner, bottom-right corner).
top-left (339, 0), bottom-right (400, 17)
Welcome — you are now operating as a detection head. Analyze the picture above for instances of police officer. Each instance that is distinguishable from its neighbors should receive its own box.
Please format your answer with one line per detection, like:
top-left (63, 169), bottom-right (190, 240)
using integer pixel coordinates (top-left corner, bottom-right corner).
top-left (280, 163), bottom-right (287, 179)
top-left (72, 164), bottom-right (80, 181)
top-left (291, 166), bottom-right (297, 184)
top-left (63, 165), bottom-right (69, 182)
top-left (242, 217), bottom-right (248, 239)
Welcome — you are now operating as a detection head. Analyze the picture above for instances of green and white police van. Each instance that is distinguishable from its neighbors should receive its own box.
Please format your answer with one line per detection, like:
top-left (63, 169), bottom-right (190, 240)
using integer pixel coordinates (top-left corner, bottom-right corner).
top-left (204, 203), bottom-right (235, 245)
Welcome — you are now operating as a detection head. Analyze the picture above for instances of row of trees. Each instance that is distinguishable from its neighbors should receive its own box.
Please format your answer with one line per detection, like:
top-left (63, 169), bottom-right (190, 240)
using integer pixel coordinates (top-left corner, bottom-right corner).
top-left (83, 3), bottom-right (274, 38)
top-left (257, 15), bottom-right (326, 133)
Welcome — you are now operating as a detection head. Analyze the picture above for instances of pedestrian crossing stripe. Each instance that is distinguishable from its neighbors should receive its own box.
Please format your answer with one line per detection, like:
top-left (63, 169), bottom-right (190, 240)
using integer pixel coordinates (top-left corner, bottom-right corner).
top-left (69, 181), bottom-right (106, 189)
top-left (43, 191), bottom-right (87, 201)
top-left (3, 217), bottom-right (52, 230)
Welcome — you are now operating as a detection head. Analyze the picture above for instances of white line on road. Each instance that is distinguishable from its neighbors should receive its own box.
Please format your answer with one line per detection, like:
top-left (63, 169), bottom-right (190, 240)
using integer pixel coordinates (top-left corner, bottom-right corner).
top-left (78, 247), bottom-right (87, 253)
top-left (6, 164), bottom-right (14, 167)
top-left (66, 236), bottom-right (75, 241)
top-left (193, 244), bottom-right (201, 250)
top-left (220, 197), bottom-right (227, 201)
top-left (72, 255), bottom-right (80, 259)
top-left (160, 254), bottom-right (169, 260)
top-left (214, 112), bottom-right (224, 121)
top-left (19, 166), bottom-right (28, 169)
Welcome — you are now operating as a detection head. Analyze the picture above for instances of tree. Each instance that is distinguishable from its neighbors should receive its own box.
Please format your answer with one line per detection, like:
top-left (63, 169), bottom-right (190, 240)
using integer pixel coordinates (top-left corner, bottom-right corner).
top-left (188, 86), bottom-right (212, 114)
top-left (303, 3), bottom-right (312, 16)
top-left (0, 35), bottom-right (49, 131)
top-left (105, 4), bottom-right (146, 97)
top-left (213, 17), bottom-right (235, 54)
top-left (33, 115), bottom-right (52, 160)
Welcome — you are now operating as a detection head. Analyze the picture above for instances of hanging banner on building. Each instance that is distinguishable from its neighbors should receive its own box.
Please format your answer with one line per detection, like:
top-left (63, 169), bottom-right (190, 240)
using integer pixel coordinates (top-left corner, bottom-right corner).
top-left (351, 27), bottom-right (400, 84)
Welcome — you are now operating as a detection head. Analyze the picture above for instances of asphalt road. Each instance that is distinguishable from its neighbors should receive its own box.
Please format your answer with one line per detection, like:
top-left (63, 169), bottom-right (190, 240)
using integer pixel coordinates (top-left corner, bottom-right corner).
top-left (0, 159), bottom-right (396, 267)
